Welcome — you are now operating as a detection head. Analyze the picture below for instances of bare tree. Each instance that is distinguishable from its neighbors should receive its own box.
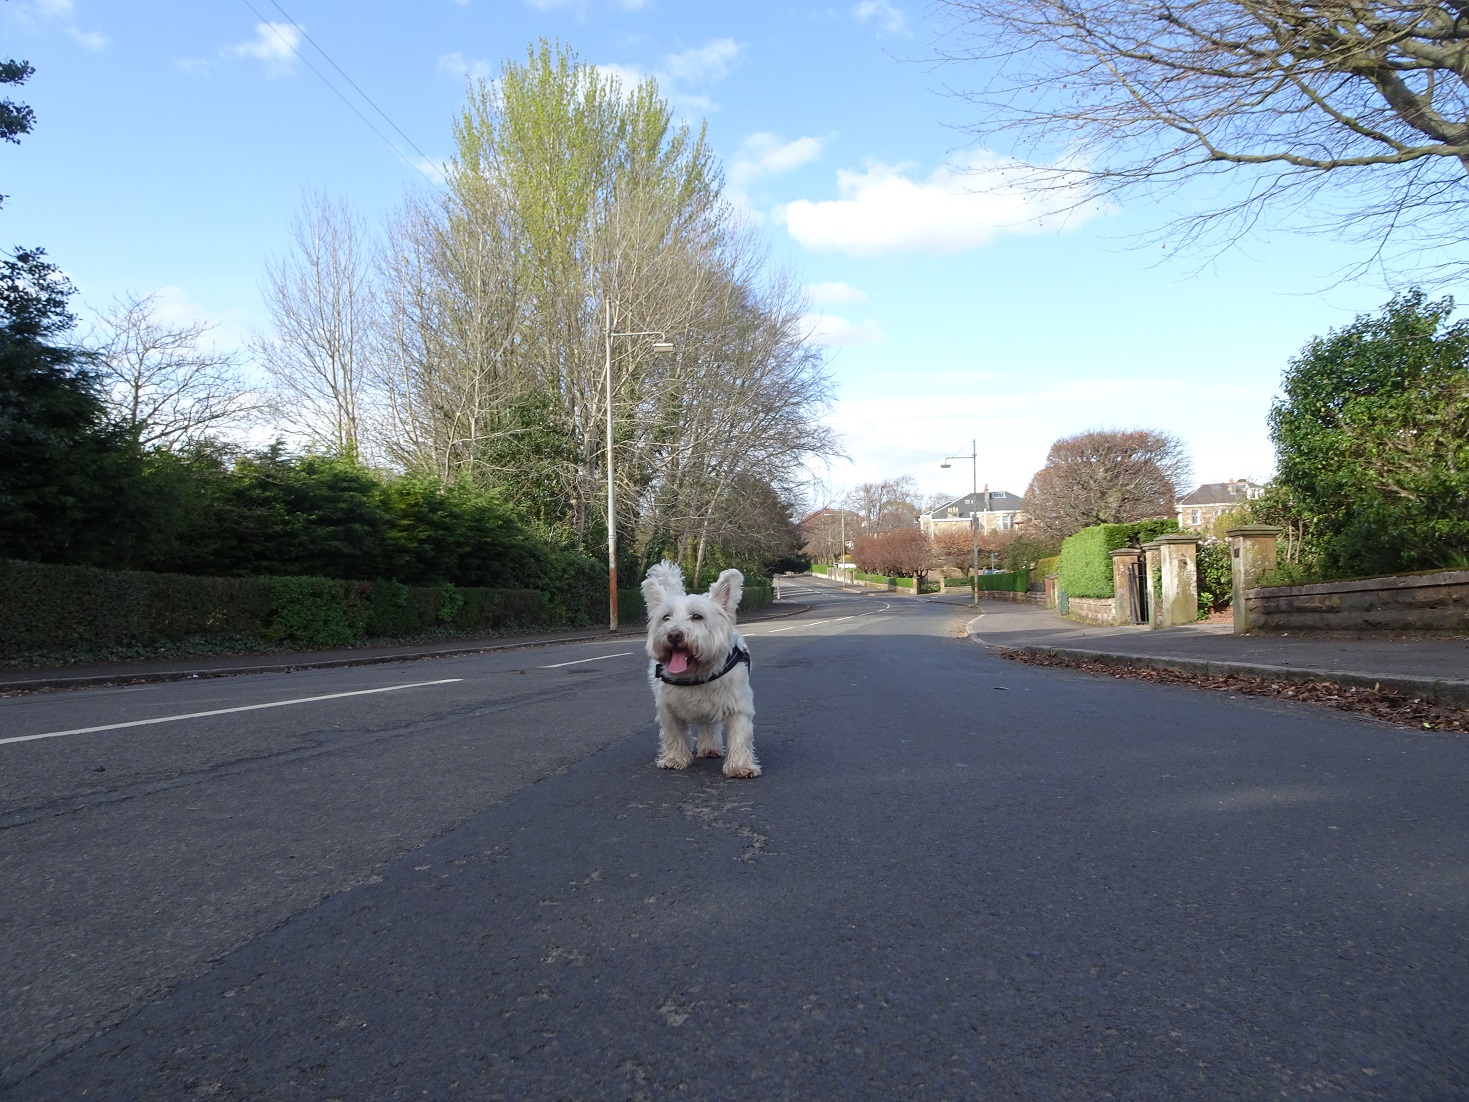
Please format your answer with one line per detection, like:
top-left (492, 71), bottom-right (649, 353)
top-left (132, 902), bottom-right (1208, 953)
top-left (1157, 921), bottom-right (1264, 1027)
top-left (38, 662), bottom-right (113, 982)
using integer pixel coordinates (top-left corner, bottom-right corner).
top-left (92, 292), bottom-right (257, 448)
top-left (852, 527), bottom-right (936, 582)
top-left (934, 0), bottom-right (1469, 273)
top-left (1024, 429), bottom-right (1191, 535)
top-left (800, 507), bottom-right (859, 565)
top-left (256, 192), bottom-right (375, 458)
top-left (847, 476), bottom-right (921, 535)
top-left (373, 189), bottom-right (522, 482)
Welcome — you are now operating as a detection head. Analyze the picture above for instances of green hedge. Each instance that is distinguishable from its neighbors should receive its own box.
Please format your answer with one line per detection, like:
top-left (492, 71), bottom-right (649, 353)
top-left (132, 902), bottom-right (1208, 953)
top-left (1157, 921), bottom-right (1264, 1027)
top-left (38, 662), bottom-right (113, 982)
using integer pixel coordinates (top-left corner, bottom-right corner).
top-left (851, 571), bottom-right (901, 586)
top-left (743, 583), bottom-right (774, 611)
top-left (0, 560), bottom-right (779, 661)
top-left (943, 572), bottom-right (1028, 592)
top-left (1, 558), bottom-right (577, 660)
top-left (977, 570), bottom-right (1029, 593)
top-left (1059, 519), bottom-right (1179, 598)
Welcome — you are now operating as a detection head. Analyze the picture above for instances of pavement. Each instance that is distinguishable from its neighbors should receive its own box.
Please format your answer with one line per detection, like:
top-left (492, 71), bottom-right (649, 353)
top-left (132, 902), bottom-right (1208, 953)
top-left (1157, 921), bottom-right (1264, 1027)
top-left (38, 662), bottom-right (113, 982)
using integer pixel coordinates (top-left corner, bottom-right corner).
top-left (953, 594), bottom-right (1469, 707)
top-left (0, 598), bottom-right (814, 694)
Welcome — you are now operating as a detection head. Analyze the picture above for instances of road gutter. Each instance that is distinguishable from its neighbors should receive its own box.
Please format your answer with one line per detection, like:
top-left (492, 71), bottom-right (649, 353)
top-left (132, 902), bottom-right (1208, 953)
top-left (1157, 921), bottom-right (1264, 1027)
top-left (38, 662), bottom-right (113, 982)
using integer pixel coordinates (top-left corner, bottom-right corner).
top-left (1, 603), bottom-right (814, 695)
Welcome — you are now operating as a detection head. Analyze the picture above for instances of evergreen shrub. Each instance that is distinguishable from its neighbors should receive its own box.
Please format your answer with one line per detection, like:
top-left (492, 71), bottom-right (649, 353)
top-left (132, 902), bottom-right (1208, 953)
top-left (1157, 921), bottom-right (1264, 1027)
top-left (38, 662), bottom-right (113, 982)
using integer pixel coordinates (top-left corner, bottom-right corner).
top-left (976, 570), bottom-right (1028, 593)
top-left (0, 559), bottom-right (601, 661)
top-left (1059, 519), bottom-right (1180, 598)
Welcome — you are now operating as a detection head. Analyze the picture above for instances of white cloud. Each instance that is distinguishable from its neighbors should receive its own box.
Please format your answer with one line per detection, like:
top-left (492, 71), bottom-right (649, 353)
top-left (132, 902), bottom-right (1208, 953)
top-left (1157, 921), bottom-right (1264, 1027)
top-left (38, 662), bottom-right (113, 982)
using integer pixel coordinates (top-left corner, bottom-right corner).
top-left (596, 39), bottom-right (741, 115)
top-left (806, 281), bottom-right (868, 306)
top-left (226, 22), bottom-right (301, 78)
top-left (411, 155), bottom-right (450, 185)
top-left (438, 51), bottom-right (493, 81)
top-left (662, 38), bottom-right (740, 83)
top-left (853, 0), bottom-right (908, 35)
top-left (595, 62), bottom-right (649, 97)
top-left (804, 313), bottom-right (885, 348)
top-left (730, 133), bottom-right (823, 189)
top-left (91, 286), bottom-right (254, 358)
top-left (176, 57), bottom-right (212, 76)
top-left (5, 0), bottom-right (107, 50)
top-left (778, 152), bottom-right (1102, 257)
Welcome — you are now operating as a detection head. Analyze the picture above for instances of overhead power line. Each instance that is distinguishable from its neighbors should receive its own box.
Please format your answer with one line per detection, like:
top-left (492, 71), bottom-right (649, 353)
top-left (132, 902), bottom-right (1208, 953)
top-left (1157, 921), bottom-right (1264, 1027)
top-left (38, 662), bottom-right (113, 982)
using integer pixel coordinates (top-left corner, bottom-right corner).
top-left (236, 0), bottom-right (444, 187)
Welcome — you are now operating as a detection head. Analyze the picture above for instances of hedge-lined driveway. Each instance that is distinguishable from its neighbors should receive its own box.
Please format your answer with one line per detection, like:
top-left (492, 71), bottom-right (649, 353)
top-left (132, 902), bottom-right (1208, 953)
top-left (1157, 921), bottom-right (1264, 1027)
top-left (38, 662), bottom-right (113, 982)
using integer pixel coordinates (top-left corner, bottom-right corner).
top-left (4, 581), bottom-right (1468, 1099)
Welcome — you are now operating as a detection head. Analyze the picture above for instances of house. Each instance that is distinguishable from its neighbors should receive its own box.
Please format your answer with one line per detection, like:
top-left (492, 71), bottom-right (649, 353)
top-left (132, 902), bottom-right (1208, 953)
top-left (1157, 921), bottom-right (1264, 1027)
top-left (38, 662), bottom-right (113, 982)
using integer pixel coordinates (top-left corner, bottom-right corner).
top-left (919, 489), bottom-right (1026, 538)
top-left (1177, 479), bottom-right (1265, 531)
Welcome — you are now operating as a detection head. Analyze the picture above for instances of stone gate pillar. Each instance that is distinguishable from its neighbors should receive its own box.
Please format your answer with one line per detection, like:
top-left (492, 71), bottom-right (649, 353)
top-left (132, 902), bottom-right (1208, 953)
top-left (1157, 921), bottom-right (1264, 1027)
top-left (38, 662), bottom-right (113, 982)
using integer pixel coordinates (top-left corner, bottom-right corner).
top-left (1141, 542), bottom-right (1161, 627)
top-left (1109, 547), bottom-right (1143, 625)
top-left (1227, 525), bottom-right (1282, 635)
top-left (1152, 535), bottom-right (1200, 629)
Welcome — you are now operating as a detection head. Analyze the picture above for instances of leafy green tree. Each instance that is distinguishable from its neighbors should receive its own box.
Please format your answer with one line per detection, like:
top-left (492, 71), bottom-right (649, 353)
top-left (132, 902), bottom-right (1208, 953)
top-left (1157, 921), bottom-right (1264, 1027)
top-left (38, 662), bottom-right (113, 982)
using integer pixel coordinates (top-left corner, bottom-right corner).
top-left (1, 58), bottom-right (34, 141)
top-left (1269, 291), bottom-right (1469, 576)
top-left (1, 58), bottom-right (36, 208)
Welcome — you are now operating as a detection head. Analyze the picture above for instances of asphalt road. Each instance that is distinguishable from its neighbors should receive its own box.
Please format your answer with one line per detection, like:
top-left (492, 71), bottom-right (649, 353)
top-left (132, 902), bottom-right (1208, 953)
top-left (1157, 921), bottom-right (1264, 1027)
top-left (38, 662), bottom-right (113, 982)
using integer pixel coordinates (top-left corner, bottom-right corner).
top-left (2, 579), bottom-right (1466, 1099)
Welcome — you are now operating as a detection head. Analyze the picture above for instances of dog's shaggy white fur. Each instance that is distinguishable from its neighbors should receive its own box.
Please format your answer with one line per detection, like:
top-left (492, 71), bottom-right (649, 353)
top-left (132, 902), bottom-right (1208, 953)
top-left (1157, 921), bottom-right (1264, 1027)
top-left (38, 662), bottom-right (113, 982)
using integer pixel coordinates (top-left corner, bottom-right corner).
top-left (641, 560), bottom-right (759, 779)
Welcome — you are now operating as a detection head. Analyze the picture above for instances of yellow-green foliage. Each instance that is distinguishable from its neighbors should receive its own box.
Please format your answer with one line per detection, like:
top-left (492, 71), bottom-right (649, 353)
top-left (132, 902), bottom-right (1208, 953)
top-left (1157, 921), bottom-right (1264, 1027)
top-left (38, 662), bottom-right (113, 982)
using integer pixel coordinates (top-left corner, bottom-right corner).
top-left (1059, 520), bottom-right (1179, 598)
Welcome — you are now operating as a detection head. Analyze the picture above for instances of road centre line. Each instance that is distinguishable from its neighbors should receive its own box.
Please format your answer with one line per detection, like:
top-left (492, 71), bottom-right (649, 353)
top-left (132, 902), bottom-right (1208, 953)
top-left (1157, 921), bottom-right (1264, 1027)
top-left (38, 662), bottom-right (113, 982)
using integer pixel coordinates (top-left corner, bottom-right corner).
top-left (539, 651), bottom-right (636, 669)
top-left (0, 679), bottom-right (465, 748)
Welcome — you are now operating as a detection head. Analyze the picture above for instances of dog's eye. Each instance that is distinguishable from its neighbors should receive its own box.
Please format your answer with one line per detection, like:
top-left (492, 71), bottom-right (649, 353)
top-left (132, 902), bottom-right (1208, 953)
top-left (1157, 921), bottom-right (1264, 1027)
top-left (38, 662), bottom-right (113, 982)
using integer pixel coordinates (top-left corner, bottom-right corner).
top-left (690, 613), bottom-right (703, 620)
top-left (662, 614), bottom-right (671, 621)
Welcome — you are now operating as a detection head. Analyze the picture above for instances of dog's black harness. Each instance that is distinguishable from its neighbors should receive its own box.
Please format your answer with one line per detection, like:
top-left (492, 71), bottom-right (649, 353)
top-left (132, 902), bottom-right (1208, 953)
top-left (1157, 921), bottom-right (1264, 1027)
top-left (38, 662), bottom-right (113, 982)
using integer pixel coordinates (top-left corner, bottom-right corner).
top-left (656, 643), bottom-right (751, 686)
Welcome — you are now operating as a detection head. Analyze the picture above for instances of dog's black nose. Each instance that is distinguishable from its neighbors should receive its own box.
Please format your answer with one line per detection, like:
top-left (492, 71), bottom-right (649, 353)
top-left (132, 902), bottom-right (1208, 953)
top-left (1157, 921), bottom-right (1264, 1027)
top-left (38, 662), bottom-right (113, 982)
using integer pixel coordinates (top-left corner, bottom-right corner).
top-left (667, 629), bottom-right (684, 647)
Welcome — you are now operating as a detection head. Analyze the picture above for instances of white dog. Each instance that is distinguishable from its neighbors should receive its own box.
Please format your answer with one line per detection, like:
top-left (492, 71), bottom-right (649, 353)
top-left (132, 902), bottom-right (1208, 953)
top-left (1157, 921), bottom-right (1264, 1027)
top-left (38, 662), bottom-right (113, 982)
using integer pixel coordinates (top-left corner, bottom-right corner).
top-left (641, 560), bottom-right (759, 779)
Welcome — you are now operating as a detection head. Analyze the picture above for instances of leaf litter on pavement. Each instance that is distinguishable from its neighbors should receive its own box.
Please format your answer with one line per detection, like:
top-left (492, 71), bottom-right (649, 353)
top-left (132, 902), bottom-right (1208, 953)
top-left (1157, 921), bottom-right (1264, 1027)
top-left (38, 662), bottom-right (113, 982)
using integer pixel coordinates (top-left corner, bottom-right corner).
top-left (1003, 650), bottom-right (1469, 733)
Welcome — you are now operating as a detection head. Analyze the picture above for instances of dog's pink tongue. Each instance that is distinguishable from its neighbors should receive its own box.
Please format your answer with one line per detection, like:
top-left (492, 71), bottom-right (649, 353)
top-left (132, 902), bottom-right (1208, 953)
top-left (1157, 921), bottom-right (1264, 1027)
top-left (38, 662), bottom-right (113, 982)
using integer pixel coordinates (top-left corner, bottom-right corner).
top-left (667, 650), bottom-right (689, 674)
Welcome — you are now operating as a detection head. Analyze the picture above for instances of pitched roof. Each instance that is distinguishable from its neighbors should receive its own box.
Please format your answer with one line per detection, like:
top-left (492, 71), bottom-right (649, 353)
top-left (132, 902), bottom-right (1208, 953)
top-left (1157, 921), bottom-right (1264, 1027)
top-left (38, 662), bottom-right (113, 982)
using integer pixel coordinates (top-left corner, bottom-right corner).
top-left (1178, 480), bottom-right (1264, 507)
top-left (926, 491), bottom-right (1025, 519)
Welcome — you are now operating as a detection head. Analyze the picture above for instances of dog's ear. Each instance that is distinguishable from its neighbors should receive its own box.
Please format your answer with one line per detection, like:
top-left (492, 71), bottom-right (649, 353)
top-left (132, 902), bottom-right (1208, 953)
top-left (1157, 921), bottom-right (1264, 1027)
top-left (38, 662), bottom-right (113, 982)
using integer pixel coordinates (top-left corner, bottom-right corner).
top-left (642, 559), bottom-right (685, 607)
top-left (708, 568), bottom-right (743, 616)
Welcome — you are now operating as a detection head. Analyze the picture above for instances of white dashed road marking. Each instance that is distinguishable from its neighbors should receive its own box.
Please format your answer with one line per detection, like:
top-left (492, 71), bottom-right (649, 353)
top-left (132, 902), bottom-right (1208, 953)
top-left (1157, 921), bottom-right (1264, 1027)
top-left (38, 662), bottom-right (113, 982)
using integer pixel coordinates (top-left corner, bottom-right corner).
top-left (539, 652), bottom-right (637, 669)
top-left (0, 679), bottom-right (465, 748)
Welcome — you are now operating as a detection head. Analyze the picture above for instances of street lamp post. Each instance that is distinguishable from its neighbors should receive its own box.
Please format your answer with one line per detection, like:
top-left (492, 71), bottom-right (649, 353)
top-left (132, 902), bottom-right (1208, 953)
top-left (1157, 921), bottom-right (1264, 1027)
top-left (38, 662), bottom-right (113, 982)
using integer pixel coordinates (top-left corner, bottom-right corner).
top-left (605, 301), bottom-right (674, 632)
top-left (941, 440), bottom-right (980, 608)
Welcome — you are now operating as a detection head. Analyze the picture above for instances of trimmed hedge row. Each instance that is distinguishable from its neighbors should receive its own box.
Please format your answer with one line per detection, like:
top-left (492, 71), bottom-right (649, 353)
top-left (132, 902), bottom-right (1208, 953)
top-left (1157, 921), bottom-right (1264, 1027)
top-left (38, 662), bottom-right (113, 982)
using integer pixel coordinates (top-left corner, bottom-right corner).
top-left (943, 572), bottom-right (1028, 591)
top-left (0, 559), bottom-right (778, 660)
top-left (1, 558), bottom-right (585, 658)
top-left (977, 570), bottom-right (1029, 593)
top-left (1058, 519), bottom-right (1179, 599)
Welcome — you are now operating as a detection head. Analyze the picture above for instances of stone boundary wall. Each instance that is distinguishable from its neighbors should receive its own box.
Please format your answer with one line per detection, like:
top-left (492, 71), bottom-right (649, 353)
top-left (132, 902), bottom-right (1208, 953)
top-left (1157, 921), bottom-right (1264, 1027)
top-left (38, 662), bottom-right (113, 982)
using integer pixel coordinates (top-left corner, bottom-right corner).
top-left (1066, 596), bottom-right (1117, 625)
top-left (1243, 569), bottom-right (1469, 635)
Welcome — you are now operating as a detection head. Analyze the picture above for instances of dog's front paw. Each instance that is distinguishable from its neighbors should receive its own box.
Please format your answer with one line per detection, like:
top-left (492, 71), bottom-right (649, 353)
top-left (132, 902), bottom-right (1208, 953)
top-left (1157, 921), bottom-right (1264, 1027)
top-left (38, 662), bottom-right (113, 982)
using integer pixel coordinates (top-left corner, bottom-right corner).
top-left (722, 762), bottom-right (761, 779)
top-left (656, 754), bottom-right (692, 770)
top-left (697, 747), bottom-right (724, 759)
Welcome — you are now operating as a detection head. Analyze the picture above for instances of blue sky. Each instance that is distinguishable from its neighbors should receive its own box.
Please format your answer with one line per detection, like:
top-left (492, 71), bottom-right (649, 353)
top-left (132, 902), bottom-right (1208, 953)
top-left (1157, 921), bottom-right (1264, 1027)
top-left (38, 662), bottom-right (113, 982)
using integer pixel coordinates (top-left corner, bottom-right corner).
top-left (4, 0), bottom-right (1450, 504)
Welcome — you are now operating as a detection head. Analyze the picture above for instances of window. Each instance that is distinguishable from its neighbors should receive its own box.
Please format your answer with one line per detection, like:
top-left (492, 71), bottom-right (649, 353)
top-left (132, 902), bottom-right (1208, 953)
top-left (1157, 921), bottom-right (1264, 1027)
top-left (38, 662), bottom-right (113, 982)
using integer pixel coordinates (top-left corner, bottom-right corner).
top-left (999, 513), bottom-right (1014, 531)
top-left (1190, 510), bottom-right (1201, 526)
top-left (946, 507), bottom-right (958, 517)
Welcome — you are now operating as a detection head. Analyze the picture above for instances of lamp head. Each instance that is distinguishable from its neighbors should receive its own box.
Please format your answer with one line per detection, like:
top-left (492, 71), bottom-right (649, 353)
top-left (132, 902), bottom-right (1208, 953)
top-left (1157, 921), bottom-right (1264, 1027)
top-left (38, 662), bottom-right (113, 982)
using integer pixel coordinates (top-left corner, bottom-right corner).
top-left (651, 342), bottom-right (675, 354)
top-left (940, 462), bottom-right (951, 469)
